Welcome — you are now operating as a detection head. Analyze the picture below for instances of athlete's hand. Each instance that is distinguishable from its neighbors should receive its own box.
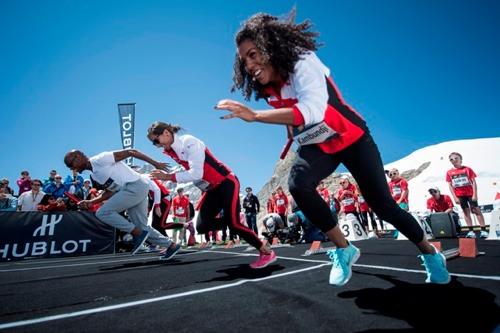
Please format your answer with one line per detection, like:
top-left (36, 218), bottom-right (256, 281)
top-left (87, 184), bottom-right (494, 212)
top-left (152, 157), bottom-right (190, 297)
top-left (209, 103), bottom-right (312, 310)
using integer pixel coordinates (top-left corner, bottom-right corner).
top-left (154, 206), bottom-right (162, 217)
top-left (78, 200), bottom-right (91, 210)
top-left (472, 195), bottom-right (477, 202)
top-left (215, 99), bottom-right (256, 122)
top-left (454, 198), bottom-right (460, 205)
top-left (151, 169), bottom-right (175, 182)
top-left (153, 161), bottom-right (170, 172)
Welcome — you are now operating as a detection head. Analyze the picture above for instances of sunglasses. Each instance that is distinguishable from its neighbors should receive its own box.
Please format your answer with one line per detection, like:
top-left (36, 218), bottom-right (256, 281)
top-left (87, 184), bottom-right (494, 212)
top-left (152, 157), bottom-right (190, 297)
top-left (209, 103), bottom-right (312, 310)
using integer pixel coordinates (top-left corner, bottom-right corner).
top-left (389, 173), bottom-right (398, 177)
top-left (55, 177), bottom-right (62, 180)
top-left (429, 190), bottom-right (437, 194)
top-left (32, 183), bottom-right (41, 187)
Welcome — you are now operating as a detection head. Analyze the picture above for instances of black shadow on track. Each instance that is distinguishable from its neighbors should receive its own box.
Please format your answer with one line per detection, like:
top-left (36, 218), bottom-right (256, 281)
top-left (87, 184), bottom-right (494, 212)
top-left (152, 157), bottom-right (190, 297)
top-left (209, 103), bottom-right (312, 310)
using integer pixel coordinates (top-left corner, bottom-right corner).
top-left (198, 264), bottom-right (285, 283)
top-left (338, 272), bottom-right (500, 333)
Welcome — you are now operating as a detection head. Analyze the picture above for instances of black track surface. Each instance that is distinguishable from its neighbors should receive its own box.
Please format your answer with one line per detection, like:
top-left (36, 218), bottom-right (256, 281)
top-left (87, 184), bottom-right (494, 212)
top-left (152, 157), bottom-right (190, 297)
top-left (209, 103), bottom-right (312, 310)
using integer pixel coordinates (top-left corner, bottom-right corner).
top-left (0, 239), bottom-right (499, 332)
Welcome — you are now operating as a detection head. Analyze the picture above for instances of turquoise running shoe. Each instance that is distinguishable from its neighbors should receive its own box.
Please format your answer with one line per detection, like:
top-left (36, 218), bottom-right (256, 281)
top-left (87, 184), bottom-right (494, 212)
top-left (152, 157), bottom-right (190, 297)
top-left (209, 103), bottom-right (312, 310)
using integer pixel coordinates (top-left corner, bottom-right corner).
top-left (327, 243), bottom-right (360, 286)
top-left (420, 245), bottom-right (451, 284)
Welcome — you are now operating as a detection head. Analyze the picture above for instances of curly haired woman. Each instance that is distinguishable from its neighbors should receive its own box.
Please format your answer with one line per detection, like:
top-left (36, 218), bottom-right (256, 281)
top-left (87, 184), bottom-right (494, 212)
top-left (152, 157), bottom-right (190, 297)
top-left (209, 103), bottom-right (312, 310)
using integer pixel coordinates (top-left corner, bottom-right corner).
top-left (216, 11), bottom-right (450, 286)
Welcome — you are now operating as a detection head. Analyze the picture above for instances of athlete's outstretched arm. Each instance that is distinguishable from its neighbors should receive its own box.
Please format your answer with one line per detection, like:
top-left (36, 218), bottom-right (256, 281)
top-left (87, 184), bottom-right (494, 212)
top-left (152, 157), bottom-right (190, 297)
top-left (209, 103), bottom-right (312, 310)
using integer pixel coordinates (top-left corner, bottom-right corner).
top-left (113, 149), bottom-right (169, 171)
top-left (215, 99), bottom-right (295, 125)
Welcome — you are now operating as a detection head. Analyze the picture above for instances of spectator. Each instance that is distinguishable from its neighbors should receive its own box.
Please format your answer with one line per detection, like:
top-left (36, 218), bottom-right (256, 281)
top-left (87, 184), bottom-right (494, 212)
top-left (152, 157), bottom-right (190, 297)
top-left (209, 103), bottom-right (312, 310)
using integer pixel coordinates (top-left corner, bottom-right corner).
top-left (1, 178), bottom-right (15, 196)
top-left (266, 191), bottom-right (276, 213)
top-left (17, 179), bottom-right (45, 211)
top-left (426, 187), bottom-right (460, 234)
top-left (38, 194), bottom-right (67, 212)
top-left (336, 176), bottom-right (360, 222)
top-left (0, 183), bottom-right (17, 211)
top-left (317, 180), bottom-right (331, 205)
top-left (243, 186), bottom-right (260, 234)
top-left (172, 187), bottom-right (190, 245)
top-left (357, 189), bottom-right (380, 234)
top-left (16, 170), bottom-right (31, 196)
top-left (43, 174), bottom-right (66, 199)
top-left (43, 170), bottom-right (58, 187)
top-left (64, 169), bottom-right (84, 195)
top-left (274, 186), bottom-right (289, 227)
top-left (79, 179), bottom-right (93, 200)
top-left (446, 152), bottom-right (487, 238)
top-left (388, 168), bottom-right (410, 211)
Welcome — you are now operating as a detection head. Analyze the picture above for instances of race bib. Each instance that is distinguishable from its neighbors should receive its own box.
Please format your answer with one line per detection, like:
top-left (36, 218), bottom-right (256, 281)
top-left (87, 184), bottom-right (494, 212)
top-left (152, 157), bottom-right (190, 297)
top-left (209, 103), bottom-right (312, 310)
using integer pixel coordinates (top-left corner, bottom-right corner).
top-left (452, 175), bottom-right (470, 187)
top-left (342, 197), bottom-right (355, 206)
top-left (294, 121), bottom-right (336, 146)
top-left (392, 186), bottom-right (402, 196)
top-left (277, 199), bottom-right (285, 206)
top-left (175, 207), bottom-right (185, 215)
top-left (193, 180), bottom-right (211, 191)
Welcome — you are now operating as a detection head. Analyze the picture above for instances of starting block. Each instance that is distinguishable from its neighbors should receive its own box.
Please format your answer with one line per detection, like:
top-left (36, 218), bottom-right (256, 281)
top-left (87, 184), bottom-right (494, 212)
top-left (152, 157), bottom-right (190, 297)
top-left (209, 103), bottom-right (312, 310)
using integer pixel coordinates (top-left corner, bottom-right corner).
top-left (430, 238), bottom-right (484, 259)
top-left (302, 241), bottom-right (336, 256)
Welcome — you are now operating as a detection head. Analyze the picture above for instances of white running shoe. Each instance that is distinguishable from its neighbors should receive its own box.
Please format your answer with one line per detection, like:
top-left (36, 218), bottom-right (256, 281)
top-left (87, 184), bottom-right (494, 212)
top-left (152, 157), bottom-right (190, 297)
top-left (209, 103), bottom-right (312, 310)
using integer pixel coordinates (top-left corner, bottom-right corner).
top-left (466, 231), bottom-right (476, 238)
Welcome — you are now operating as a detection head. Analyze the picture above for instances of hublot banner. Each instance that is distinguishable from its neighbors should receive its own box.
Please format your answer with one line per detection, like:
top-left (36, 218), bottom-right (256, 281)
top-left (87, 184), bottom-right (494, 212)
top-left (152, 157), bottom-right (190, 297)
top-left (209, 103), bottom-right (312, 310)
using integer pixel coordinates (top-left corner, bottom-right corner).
top-left (0, 211), bottom-right (115, 261)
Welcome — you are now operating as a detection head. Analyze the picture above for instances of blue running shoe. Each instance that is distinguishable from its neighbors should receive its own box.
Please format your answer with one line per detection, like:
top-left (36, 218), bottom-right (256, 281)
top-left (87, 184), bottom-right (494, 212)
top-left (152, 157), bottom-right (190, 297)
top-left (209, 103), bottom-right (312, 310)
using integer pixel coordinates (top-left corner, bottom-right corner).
top-left (160, 243), bottom-right (181, 261)
top-left (131, 230), bottom-right (150, 255)
top-left (420, 245), bottom-right (451, 284)
top-left (327, 243), bottom-right (360, 286)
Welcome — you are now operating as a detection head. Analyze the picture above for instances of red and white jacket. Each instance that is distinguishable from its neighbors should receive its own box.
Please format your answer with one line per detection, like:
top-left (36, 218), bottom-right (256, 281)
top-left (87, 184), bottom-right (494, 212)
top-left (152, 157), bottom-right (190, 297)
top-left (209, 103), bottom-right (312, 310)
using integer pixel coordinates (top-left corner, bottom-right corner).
top-left (265, 52), bottom-right (368, 154)
top-left (164, 134), bottom-right (232, 191)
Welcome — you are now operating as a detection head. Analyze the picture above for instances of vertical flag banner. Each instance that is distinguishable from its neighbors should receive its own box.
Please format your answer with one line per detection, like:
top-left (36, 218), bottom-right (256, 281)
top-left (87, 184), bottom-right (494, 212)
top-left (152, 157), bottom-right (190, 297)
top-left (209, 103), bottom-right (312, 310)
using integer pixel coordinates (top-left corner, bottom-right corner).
top-left (117, 103), bottom-right (135, 166)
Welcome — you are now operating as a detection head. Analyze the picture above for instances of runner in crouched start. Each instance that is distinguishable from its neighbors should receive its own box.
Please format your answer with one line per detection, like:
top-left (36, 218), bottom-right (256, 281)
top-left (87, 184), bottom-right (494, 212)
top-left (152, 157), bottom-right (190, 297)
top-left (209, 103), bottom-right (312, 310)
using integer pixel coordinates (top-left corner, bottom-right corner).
top-left (216, 11), bottom-right (449, 285)
top-left (145, 121), bottom-right (276, 269)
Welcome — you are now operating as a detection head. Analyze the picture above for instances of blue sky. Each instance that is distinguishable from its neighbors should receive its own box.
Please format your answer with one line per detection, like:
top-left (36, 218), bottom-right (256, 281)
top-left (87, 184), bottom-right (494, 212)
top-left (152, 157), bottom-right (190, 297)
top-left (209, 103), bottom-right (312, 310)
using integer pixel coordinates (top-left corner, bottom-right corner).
top-left (1, 0), bottom-right (499, 193)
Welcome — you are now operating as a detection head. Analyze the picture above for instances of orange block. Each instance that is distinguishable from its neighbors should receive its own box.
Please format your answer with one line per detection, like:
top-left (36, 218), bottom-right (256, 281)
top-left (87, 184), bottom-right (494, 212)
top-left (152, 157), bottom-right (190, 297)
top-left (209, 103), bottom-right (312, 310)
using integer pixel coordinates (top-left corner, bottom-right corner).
top-left (309, 241), bottom-right (322, 251)
top-left (459, 238), bottom-right (478, 258)
top-left (272, 237), bottom-right (280, 245)
top-left (430, 241), bottom-right (442, 252)
top-left (225, 241), bottom-right (234, 249)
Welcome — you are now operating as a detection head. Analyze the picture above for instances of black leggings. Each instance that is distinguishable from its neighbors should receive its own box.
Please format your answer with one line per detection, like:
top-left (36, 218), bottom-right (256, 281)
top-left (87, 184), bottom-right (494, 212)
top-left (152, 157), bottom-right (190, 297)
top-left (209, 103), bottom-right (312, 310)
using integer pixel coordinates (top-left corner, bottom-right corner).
top-left (360, 210), bottom-right (379, 231)
top-left (196, 174), bottom-right (263, 249)
top-left (288, 132), bottom-right (424, 244)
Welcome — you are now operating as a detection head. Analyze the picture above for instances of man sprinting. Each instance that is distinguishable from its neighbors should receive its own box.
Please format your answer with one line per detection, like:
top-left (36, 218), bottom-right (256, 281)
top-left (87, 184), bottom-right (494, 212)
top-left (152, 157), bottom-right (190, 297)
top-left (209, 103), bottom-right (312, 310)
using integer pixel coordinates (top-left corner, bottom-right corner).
top-left (63, 149), bottom-right (181, 260)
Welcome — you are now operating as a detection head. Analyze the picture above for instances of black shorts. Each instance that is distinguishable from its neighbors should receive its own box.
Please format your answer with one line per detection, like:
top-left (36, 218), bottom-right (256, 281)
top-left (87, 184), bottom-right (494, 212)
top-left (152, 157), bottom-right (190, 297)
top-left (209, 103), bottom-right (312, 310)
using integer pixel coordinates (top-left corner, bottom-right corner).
top-left (458, 196), bottom-right (479, 209)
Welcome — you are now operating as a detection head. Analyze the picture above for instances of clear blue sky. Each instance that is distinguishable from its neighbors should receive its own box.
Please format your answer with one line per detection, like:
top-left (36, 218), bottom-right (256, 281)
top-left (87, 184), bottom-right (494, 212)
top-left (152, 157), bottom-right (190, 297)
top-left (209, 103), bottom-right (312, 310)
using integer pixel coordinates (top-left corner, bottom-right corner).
top-left (1, 0), bottom-right (499, 193)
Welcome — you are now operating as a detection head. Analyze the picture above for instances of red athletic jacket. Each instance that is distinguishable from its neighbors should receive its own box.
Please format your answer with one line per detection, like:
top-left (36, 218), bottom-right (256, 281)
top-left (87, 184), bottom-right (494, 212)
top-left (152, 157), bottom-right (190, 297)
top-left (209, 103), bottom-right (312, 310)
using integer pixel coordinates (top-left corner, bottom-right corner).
top-left (164, 134), bottom-right (232, 191)
top-left (264, 52), bottom-right (368, 154)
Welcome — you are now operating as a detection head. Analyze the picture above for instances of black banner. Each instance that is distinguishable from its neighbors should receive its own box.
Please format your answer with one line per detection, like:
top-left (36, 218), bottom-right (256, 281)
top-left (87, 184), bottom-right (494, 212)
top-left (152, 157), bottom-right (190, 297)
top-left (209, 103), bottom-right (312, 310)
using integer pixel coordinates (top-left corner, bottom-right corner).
top-left (118, 103), bottom-right (135, 166)
top-left (0, 211), bottom-right (115, 261)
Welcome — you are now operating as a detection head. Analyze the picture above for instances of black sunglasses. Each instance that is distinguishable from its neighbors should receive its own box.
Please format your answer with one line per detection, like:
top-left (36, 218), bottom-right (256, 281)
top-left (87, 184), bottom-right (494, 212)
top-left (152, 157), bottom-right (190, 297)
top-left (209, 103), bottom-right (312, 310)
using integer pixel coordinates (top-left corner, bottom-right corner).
top-left (429, 190), bottom-right (437, 194)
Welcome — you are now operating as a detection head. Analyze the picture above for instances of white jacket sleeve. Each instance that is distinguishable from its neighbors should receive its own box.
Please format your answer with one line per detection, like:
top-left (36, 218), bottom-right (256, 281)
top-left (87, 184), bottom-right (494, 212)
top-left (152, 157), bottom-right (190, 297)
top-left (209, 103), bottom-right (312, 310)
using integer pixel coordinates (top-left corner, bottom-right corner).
top-left (148, 179), bottom-right (161, 206)
top-left (292, 53), bottom-right (330, 126)
top-left (174, 135), bottom-right (205, 183)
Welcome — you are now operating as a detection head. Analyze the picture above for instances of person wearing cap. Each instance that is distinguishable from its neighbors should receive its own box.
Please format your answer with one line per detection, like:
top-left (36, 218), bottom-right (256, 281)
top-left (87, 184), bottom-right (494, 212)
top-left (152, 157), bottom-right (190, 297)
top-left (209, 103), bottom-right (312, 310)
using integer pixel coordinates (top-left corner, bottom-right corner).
top-left (426, 187), bottom-right (461, 236)
top-left (80, 179), bottom-right (93, 200)
top-left (243, 186), bottom-right (260, 234)
top-left (426, 187), bottom-right (454, 214)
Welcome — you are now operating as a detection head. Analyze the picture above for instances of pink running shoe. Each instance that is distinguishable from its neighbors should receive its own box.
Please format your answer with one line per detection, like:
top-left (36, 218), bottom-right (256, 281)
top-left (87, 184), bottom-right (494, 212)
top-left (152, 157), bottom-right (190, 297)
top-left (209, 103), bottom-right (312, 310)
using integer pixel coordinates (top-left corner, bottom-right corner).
top-left (250, 251), bottom-right (277, 269)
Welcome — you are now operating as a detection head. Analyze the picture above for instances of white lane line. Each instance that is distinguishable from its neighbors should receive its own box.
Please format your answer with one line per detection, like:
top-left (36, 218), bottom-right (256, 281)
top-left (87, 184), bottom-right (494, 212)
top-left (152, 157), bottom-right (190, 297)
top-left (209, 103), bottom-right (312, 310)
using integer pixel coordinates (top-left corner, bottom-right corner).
top-left (0, 252), bottom-right (202, 273)
top-left (0, 263), bottom-right (329, 330)
top-left (206, 250), bottom-right (500, 281)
